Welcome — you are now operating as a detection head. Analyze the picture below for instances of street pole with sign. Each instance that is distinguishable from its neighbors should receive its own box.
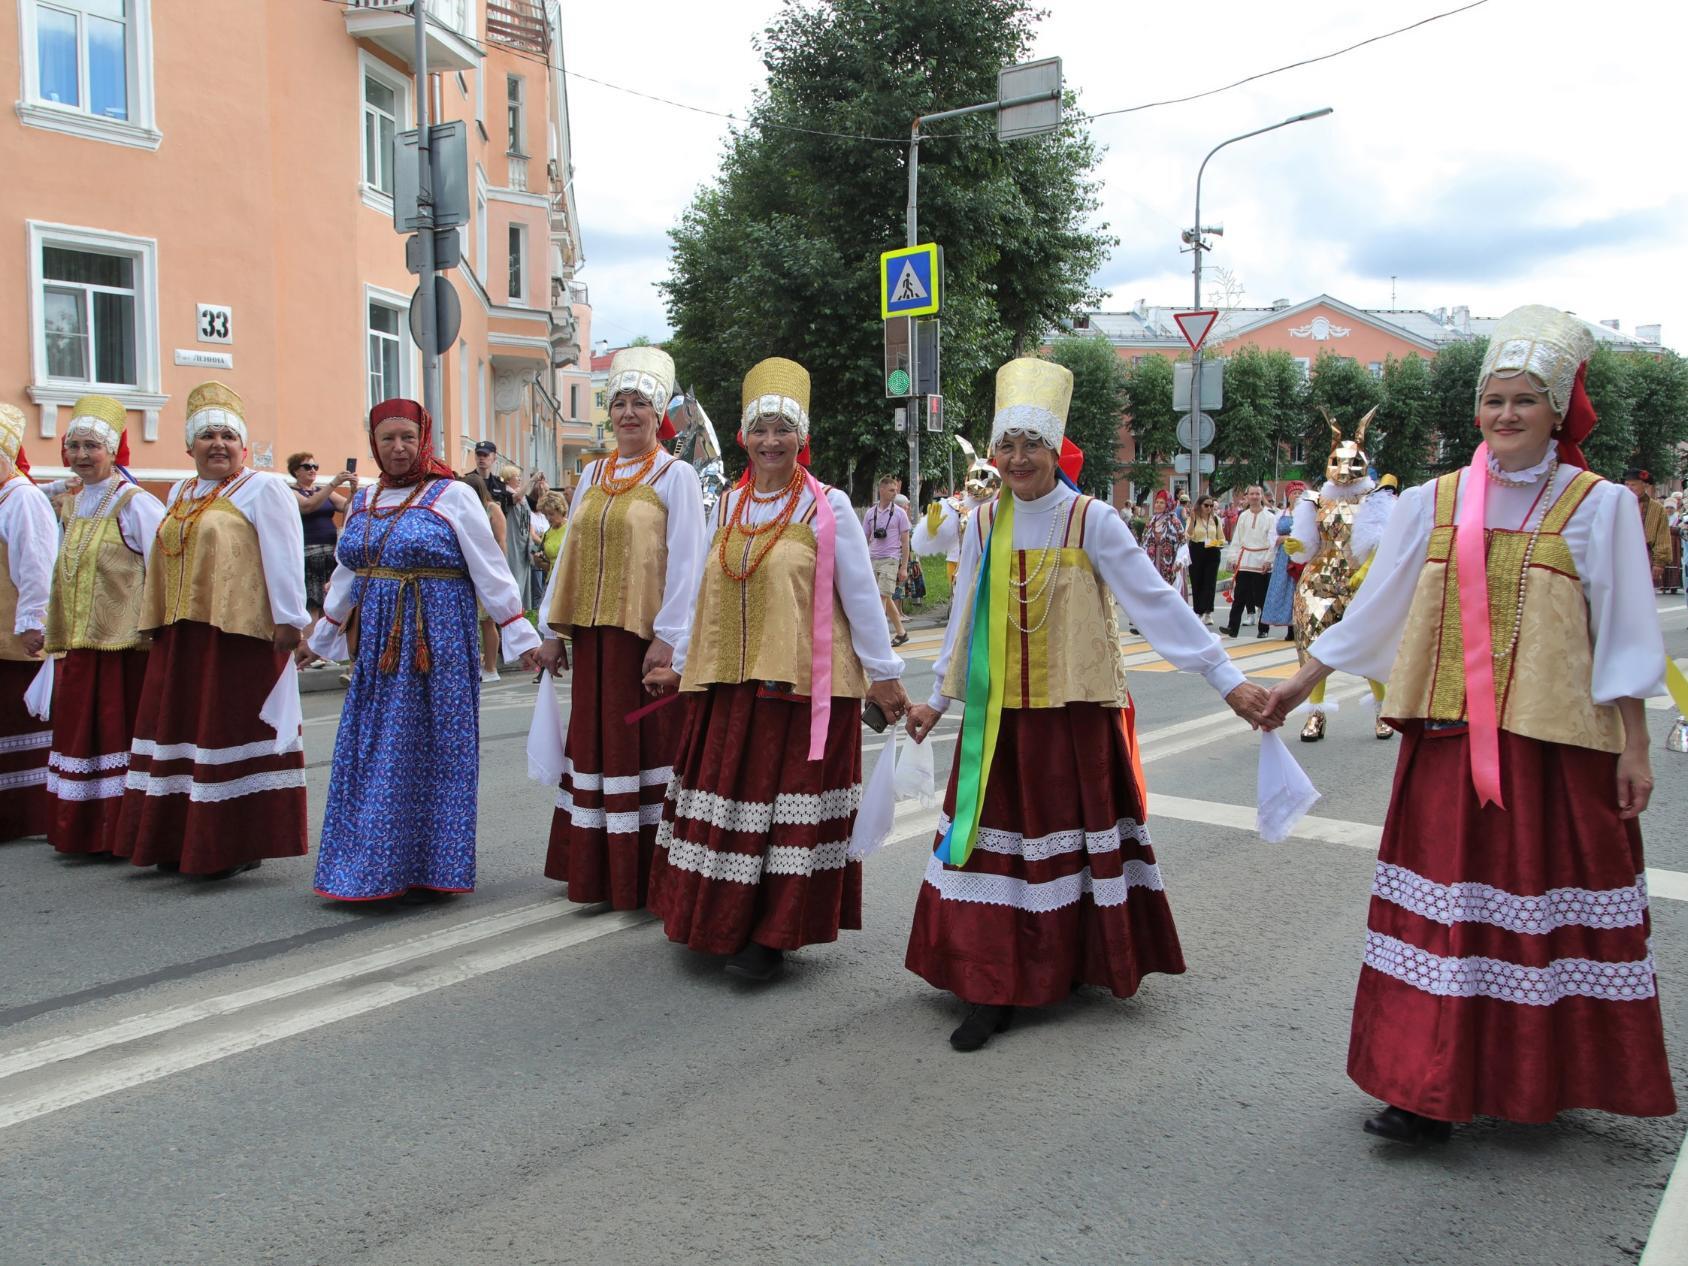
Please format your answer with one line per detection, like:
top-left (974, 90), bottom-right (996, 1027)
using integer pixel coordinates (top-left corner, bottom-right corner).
top-left (898, 58), bottom-right (1062, 507)
top-left (1182, 106), bottom-right (1332, 500)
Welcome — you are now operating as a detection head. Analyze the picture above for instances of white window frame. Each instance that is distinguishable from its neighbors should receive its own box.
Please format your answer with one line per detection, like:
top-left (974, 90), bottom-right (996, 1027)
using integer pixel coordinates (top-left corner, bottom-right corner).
top-left (457, 339), bottom-right (469, 446)
top-left (26, 222), bottom-right (162, 440)
top-left (17, 0), bottom-right (160, 150)
top-left (359, 51), bottom-right (412, 216)
top-left (364, 284), bottom-right (413, 410)
top-left (507, 222), bottom-right (527, 306)
top-left (474, 167), bottom-right (489, 282)
top-left (506, 73), bottom-right (525, 156)
top-left (477, 358), bottom-right (489, 442)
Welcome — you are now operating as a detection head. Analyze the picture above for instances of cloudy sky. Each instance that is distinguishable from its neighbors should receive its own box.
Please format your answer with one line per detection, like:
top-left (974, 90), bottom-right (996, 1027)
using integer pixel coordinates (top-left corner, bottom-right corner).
top-left (557, 0), bottom-right (1686, 353)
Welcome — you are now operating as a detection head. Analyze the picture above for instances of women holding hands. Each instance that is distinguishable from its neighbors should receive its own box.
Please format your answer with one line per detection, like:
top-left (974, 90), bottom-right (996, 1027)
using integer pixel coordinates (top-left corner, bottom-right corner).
top-left (647, 357), bottom-right (908, 981)
top-left (903, 359), bottom-right (1273, 1052)
top-left (535, 347), bottom-right (705, 910)
top-left (1266, 305), bottom-right (1674, 1142)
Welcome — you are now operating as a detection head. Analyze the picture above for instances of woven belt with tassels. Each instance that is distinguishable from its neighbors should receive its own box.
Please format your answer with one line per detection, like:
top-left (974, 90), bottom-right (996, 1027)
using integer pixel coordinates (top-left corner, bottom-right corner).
top-left (354, 566), bottom-right (469, 675)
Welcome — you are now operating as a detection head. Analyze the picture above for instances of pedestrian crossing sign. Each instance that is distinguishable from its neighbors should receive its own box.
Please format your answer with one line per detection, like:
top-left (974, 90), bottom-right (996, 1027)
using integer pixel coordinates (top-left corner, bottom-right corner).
top-left (880, 243), bottom-right (942, 319)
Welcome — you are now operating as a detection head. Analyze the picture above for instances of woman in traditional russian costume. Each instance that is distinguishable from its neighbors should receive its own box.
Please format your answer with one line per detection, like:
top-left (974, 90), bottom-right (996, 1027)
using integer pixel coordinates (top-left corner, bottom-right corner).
top-left (1259, 503), bottom-right (1297, 642)
top-left (646, 357), bottom-right (909, 981)
top-left (1141, 490), bottom-right (1189, 599)
top-left (1269, 305), bottom-right (1675, 1142)
top-left (903, 359), bottom-right (1269, 1051)
top-left (112, 382), bottom-right (309, 880)
top-left (308, 399), bottom-right (540, 903)
top-left (533, 347), bottom-right (705, 909)
top-left (40, 397), bottom-right (164, 855)
top-left (0, 403), bottom-right (55, 843)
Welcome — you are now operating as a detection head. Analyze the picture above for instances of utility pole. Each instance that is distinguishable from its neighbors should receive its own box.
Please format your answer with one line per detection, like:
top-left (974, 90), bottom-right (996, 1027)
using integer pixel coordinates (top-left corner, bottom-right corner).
top-left (1183, 107), bottom-right (1331, 502)
top-left (412, 1), bottom-right (441, 446)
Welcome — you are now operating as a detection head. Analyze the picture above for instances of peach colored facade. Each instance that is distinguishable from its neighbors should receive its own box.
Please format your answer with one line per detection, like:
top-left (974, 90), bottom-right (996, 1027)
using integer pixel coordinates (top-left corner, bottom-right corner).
top-left (0, 0), bottom-right (593, 487)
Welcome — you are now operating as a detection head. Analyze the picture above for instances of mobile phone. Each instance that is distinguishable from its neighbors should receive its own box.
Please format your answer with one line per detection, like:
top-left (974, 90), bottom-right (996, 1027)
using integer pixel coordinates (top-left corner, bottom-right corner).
top-left (862, 701), bottom-right (888, 732)
top-left (345, 458), bottom-right (358, 473)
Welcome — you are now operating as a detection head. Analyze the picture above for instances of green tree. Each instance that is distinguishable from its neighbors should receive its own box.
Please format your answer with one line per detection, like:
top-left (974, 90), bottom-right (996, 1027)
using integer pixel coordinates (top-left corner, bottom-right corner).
top-left (1209, 344), bottom-right (1302, 493)
top-left (1580, 344), bottom-right (1636, 480)
top-left (1122, 354), bottom-right (1177, 495)
top-left (1047, 335), bottom-right (1127, 499)
top-left (662, 0), bottom-right (1114, 495)
top-left (1373, 353), bottom-right (1435, 486)
top-left (1302, 352), bottom-right (1381, 479)
top-left (1425, 337), bottom-right (1488, 474)
top-left (1626, 351), bottom-right (1688, 480)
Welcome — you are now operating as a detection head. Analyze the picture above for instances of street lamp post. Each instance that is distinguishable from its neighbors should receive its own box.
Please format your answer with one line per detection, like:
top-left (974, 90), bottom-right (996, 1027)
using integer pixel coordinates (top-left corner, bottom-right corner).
top-left (1184, 107), bottom-right (1332, 502)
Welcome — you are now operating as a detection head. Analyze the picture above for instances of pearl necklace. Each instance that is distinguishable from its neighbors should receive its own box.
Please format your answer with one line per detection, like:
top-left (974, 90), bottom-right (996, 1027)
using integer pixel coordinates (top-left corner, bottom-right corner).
top-left (1006, 498), bottom-right (1066, 635)
top-left (1494, 457), bottom-right (1558, 665)
top-left (60, 478), bottom-right (124, 582)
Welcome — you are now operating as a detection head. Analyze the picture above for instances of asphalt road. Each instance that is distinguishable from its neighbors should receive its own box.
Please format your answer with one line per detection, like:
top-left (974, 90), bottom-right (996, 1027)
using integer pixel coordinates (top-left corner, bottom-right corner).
top-left (3, 604), bottom-right (1688, 1266)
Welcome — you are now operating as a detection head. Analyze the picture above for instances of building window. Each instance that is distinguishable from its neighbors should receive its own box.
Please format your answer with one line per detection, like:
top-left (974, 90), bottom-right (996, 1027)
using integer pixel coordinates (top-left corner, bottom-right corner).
top-left (19, 0), bottom-right (158, 149)
top-left (1368, 361), bottom-right (1384, 379)
top-left (29, 224), bottom-right (158, 399)
top-left (361, 58), bottom-right (408, 201)
top-left (508, 224), bottom-right (526, 304)
top-left (1293, 356), bottom-right (1311, 381)
top-left (569, 384), bottom-right (580, 419)
top-left (367, 299), bottom-right (406, 407)
top-left (506, 74), bottom-right (525, 155)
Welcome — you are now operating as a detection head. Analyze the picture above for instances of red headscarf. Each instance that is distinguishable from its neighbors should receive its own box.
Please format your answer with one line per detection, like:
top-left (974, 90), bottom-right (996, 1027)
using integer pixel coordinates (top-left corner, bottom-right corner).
top-left (369, 398), bottom-right (454, 487)
top-left (1058, 437), bottom-right (1084, 485)
top-left (1555, 363), bottom-right (1597, 469)
top-left (13, 446), bottom-right (29, 476)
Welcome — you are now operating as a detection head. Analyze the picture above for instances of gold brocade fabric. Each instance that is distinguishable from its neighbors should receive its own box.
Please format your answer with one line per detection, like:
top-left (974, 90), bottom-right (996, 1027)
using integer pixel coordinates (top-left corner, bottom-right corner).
top-left (1386, 469), bottom-right (1624, 753)
top-left (0, 540), bottom-right (29, 661)
top-left (1293, 496), bottom-right (1361, 656)
top-left (938, 496), bottom-right (1130, 709)
top-left (45, 487), bottom-right (147, 653)
top-left (546, 473), bottom-right (668, 640)
top-left (141, 491), bottom-right (275, 641)
top-left (681, 520), bottom-right (869, 699)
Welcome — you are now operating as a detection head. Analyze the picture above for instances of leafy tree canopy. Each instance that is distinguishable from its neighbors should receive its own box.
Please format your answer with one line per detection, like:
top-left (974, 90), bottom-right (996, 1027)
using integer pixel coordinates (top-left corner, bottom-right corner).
top-left (1046, 335), bottom-right (1128, 499)
top-left (662, 0), bottom-right (1114, 498)
top-left (1122, 354), bottom-right (1178, 496)
top-left (1373, 353), bottom-right (1434, 487)
top-left (1302, 352), bottom-right (1381, 479)
top-left (1209, 344), bottom-right (1302, 494)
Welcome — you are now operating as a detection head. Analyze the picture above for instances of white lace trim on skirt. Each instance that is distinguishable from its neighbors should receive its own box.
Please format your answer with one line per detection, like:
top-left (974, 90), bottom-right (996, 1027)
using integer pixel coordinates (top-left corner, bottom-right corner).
top-left (1364, 930), bottom-right (1657, 1006)
top-left (920, 852), bottom-right (1164, 914)
top-left (1373, 862), bottom-right (1649, 933)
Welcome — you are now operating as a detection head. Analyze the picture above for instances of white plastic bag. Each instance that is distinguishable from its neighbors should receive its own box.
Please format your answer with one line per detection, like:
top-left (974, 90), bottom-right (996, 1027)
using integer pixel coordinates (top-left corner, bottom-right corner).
top-left (526, 669), bottom-right (566, 784)
top-left (848, 728), bottom-right (898, 859)
top-left (23, 656), bottom-right (53, 722)
top-left (258, 657), bottom-right (303, 754)
top-left (1257, 730), bottom-right (1321, 843)
top-left (892, 727), bottom-right (937, 806)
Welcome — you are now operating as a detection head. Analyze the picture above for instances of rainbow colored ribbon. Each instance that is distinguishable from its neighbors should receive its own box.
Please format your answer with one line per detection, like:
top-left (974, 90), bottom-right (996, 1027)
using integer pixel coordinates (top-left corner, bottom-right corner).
top-left (1667, 658), bottom-right (1688, 718)
top-left (936, 494), bottom-right (1014, 866)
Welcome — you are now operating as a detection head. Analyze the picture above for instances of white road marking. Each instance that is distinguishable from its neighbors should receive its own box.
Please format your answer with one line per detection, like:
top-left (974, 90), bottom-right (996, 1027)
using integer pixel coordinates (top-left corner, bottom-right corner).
top-left (0, 909), bottom-right (648, 1132)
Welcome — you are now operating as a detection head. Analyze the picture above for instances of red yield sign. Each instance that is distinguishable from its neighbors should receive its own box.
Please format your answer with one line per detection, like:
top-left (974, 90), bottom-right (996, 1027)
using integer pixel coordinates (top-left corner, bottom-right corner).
top-left (1174, 309), bottom-right (1220, 352)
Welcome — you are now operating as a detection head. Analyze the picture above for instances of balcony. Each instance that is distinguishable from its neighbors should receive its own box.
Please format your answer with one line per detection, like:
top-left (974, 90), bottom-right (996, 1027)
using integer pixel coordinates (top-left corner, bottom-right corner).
top-left (507, 153), bottom-right (529, 192)
top-left (343, 0), bottom-right (480, 72)
top-left (486, 0), bottom-right (550, 57)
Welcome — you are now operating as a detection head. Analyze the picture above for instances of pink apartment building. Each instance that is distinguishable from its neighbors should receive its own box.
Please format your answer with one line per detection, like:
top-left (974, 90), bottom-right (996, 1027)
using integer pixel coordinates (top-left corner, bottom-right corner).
top-left (0, 0), bottom-right (594, 487)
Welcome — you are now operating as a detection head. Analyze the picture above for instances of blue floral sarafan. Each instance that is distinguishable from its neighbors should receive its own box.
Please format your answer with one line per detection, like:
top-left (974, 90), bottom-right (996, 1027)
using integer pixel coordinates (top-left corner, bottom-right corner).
top-left (313, 479), bottom-right (483, 900)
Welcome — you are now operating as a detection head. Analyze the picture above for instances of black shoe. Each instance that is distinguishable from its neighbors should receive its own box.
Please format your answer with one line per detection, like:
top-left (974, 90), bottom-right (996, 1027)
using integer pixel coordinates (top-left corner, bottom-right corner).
top-left (1221, 626), bottom-right (1239, 638)
top-left (399, 886), bottom-right (456, 905)
top-left (949, 1003), bottom-right (1013, 1052)
top-left (1362, 1104), bottom-right (1452, 1144)
top-left (202, 860), bottom-right (262, 881)
top-left (1256, 625), bottom-right (1271, 638)
top-left (724, 942), bottom-right (784, 981)
top-left (891, 632), bottom-right (910, 647)
top-left (155, 860), bottom-right (181, 873)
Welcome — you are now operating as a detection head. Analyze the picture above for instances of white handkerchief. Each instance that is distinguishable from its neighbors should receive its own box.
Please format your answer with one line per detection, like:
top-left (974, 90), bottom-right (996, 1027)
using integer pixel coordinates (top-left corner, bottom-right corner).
top-left (259, 656), bottom-right (304, 755)
top-left (1257, 730), bottom-right (1320, 843)
top-left (23, 656), bottom-right (53, 722)
top-left (848, 728), bottom-right (899, 860)
top-left (527, 669), bottom-right (566, 785)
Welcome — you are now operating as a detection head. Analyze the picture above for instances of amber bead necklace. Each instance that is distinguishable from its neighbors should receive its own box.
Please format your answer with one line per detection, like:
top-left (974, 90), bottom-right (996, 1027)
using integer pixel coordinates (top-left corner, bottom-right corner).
top-left (600, 445), bottom-right (660, 497)
top-left (718, 465), bottom-right (806, 583)
top-left (159, 470), bottom-right (245, 558)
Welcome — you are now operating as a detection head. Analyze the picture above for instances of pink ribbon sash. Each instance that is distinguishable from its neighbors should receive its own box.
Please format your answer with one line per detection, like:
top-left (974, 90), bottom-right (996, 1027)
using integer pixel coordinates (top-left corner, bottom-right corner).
top-left (805, 473), bottom-right (835, 761)
top-left (1455, 442), bottom-right (1505, 809)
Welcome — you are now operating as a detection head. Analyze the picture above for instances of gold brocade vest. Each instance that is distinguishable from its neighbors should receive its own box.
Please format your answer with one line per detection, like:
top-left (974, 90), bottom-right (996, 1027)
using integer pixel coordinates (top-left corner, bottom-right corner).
top-left (140, 474), bottom-right (276, 641)
top-left (546, 456), bottom-right (670, 640)
top-left (681, 494), bottom-right (869, 699)
top-left (45, 485), bottom-right (148, 653)
top-left (1292, 493), bottom-right (1361, 655)
top-left (1386, 468), bottom-right (1623, 753)
top-left (939, 496), bottom-right (1131, 710)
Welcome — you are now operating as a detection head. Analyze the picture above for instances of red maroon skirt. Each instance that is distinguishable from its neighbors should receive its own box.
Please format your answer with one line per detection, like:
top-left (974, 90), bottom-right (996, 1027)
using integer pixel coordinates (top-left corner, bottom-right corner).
top-left (0, 659), bottom-right (51, 842)
top-left (47, 647), bottom-right (149, 855)
top-left (544, 626), bottom-right (681, 909)
top-left (112, 622), bottom-right (308, 874)
top-left (648, 682), bottom-right (863, 954)
top-left (1350, 722), bottom-right (1675, 1124)
top-left (905, 703), bottom-right (1184, 1008)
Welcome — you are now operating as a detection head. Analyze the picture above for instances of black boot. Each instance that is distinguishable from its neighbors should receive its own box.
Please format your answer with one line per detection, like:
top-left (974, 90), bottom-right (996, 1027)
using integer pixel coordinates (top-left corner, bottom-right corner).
top-left (949, 1003), bottom-right (1013, 1052)
top-left (725, 942), bottom-right (784, 981)
top-left (399, 886), bottom-right (455, 905)
top-left (1256, 623), bottom-right (1271, 638)
top-left (202, 860), bottom-right (262, 881)
top-left (1363, 1104), bottom-right (1452, 1144)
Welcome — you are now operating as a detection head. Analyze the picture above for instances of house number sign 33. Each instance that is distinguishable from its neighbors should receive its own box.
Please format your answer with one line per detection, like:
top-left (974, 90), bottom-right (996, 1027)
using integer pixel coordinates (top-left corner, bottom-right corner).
top-left (196, 304), bottom-right (233, 344)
